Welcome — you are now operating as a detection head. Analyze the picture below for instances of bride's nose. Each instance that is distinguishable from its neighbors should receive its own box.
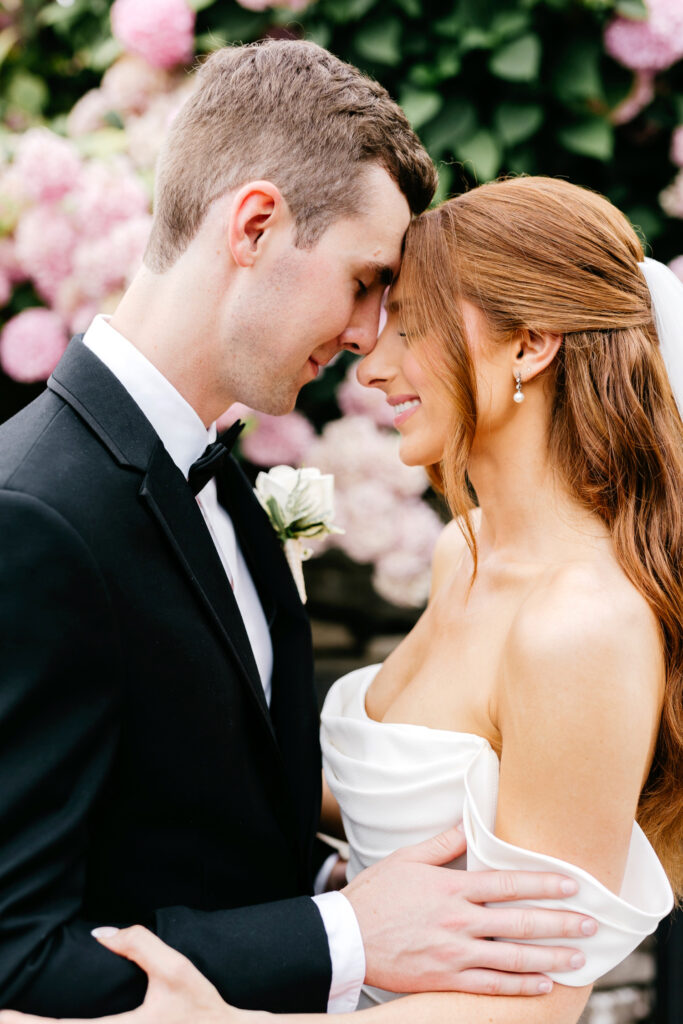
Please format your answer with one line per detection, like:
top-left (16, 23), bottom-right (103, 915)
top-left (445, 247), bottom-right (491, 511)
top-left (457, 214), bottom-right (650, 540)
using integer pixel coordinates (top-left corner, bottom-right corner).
top-left (357, 328), bottom-right (395, 390)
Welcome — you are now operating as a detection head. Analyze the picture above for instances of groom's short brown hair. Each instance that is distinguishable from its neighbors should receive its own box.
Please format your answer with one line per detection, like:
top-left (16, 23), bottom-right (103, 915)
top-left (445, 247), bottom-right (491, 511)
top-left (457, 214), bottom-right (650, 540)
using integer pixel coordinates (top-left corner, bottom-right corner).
top-left (145, 39), bottom-right (437, 271)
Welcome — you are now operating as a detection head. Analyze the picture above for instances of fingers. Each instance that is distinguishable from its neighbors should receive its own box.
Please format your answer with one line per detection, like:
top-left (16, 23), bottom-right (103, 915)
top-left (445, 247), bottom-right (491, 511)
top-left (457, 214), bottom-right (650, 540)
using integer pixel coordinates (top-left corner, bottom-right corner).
top-left (474, 905), bottom-right (597, 941)
top-left (469, 937), bottom-right (586, 976)
top-left (92, 924), bottom-right (196, 984)
top-left (463, 869), bottom-right (581, 904)
top-left (442, 969), bottom-right (555, 997)
top-left (396, 825), bottom-right (467, 866)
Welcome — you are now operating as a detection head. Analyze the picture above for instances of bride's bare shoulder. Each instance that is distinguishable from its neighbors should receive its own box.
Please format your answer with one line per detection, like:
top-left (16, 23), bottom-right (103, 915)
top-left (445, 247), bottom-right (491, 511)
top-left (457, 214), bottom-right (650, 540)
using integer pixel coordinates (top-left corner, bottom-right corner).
top-left (502, 559), bottom-right (664, 720)
top-left (429, 508), bottom-right (481, 598)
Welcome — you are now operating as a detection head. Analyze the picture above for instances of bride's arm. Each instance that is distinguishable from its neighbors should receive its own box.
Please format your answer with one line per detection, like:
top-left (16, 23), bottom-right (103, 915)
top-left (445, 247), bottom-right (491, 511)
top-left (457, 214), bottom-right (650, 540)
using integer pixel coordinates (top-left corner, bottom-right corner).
top-left (320, 770), bottom-right (345, 840)
top-left (279, 566), bottom-right (665, 1024)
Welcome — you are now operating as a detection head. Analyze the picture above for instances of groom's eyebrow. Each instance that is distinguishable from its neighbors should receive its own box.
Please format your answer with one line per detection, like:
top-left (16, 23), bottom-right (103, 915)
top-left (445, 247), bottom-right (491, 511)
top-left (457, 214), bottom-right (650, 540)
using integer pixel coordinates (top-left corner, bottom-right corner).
top-left (365, 262), bottom-right (396, 286)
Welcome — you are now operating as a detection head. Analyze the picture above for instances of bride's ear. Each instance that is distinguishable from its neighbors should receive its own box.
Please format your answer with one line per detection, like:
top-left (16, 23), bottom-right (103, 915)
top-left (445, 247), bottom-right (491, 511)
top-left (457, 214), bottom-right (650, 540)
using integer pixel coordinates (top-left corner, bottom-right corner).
top-left (513, 328), bottom-right (563, 385)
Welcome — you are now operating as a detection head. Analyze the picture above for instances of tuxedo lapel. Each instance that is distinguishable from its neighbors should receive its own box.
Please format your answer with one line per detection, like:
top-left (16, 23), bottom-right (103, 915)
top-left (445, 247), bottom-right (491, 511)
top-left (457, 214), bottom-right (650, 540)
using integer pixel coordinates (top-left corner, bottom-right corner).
top-left (48, 338), bottom-right (276, 737)
top-left (139, 447), bottom-right (274, 730)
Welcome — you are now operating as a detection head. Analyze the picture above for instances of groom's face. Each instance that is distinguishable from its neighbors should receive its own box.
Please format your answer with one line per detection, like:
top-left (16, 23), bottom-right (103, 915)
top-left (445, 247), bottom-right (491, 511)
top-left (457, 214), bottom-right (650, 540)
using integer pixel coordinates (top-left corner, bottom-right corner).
top-left (222, 164), bottom-right (411, 415)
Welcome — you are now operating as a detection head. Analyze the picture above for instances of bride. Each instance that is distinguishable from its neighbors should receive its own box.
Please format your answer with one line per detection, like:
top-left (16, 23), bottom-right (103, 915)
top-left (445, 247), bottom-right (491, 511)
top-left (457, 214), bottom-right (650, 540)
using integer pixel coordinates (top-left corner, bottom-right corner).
top-left (4, 176), bottom-right (681, 1024)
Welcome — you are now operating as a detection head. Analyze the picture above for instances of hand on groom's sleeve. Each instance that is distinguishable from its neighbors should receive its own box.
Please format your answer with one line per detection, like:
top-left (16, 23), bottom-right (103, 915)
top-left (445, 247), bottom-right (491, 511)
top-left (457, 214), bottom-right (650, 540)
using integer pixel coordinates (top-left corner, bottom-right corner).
top-left (0, 493), bottom-right (333, 1016)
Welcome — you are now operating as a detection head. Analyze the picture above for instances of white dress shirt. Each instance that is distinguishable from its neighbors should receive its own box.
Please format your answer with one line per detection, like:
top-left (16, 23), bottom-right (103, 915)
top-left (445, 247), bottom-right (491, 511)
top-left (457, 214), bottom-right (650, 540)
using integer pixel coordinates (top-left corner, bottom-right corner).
top-left (82, 316), bottom-right (364, 1012)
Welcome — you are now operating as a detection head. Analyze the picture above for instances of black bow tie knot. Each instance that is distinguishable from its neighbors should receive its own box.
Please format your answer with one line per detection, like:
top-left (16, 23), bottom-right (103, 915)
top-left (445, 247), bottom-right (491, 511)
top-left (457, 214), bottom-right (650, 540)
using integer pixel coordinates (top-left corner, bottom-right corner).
top-left (188, 419), bottom-right (245, 496)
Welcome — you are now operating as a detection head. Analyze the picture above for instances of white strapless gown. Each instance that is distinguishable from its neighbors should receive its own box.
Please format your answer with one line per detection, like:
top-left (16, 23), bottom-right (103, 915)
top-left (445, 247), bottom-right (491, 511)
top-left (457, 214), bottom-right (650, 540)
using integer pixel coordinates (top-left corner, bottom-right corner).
top-left (320, 665), bottom-right (674, 1007)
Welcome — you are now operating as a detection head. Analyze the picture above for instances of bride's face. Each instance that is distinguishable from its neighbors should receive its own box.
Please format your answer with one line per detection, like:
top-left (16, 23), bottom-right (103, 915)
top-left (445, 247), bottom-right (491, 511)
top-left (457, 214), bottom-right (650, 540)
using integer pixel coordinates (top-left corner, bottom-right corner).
top-left (358, 294), bottom-right (516, 466)
top-left (356, 302), bottom-right (454, 466)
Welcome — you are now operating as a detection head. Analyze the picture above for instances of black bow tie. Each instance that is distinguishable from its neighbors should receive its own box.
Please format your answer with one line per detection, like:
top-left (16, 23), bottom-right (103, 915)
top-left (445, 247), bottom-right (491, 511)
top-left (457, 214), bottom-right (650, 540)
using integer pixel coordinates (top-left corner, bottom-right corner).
top-left (188, 419), bottom-right (245, 496)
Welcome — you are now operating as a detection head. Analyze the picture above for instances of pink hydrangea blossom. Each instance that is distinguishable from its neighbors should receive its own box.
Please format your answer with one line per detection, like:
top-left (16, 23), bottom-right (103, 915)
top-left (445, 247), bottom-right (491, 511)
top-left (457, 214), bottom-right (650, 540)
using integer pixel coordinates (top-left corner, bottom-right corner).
top-left (669, 255), bottom-right (683, 282)
top-left (101, 55), bottom-right (171, 116)
top-left (73, 160), bottom-right (150, 239)
top-left (671, 126), bottom-right (683, 168)
top-left (241, 411), bottom-right (316, 467)
top-left (66, 90), bottom-right (112, 138)
top-left (0, 270), bottom-right (11, 308)
top-left (13, 128), bottom-right (83, 203)
top-left (125, 86), bottom-right (195, 169)
top-left (611, 72), bottom-right (655, 125)
top-left (660, 171), bottom-right (683, 218)
top-left (373, 551), bottom-right (432, 608)
top-left (308, 415), bottom-right (427, 497)
top-left (111, 0), bottom-right (195, 70)
top-left (216, 403), bottom-right (254, 432)
top-left (0, 308), bottom-right (69, 382)
top-left (337, 360), bottom-right (396, 428)
top-left (15, 205), bottom-right (79, 303)
top-left (0, 167), bottom-right (28, 233)
top-left (333, 480), bottom-right (400, 563)
top-left (71, 214), bottom-right (152, 301)
top-left (0, 237), bottom-right (25, 285)
top-left (605, 0), bottom-right (683, 72)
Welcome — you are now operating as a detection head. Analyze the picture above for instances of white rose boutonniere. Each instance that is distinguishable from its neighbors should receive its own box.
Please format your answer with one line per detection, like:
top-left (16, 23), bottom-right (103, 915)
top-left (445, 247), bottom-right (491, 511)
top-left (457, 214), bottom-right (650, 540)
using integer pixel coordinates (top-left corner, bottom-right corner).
top-left (254, 465), bottom-right (343, 603)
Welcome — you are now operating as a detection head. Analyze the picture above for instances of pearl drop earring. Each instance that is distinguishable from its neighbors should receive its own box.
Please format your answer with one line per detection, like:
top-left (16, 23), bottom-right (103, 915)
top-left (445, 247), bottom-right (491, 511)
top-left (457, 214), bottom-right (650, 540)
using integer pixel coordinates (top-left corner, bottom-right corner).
top-left (513, 371), bottom-right (525, 404)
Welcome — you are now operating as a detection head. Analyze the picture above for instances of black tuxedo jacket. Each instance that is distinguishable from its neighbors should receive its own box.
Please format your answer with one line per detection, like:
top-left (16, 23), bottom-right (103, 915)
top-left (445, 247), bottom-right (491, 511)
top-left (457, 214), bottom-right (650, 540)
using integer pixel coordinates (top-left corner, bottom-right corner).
top-left (0, 339), bottom-right (332, 1015)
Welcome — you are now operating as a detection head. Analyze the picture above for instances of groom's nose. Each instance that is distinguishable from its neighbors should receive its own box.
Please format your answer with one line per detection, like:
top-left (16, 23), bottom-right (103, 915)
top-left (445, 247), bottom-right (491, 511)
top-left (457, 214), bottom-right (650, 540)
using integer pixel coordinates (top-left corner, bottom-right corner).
top-left (339, 294), bottom-right (383, 355)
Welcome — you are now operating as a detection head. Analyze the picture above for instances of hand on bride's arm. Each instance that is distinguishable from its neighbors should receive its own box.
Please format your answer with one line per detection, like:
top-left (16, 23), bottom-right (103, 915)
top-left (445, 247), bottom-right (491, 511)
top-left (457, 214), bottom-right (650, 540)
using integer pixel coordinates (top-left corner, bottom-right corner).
top-left (342, 824), bottom-right (596, 998)
top-left (0, 928), bottom-right (269, 1024)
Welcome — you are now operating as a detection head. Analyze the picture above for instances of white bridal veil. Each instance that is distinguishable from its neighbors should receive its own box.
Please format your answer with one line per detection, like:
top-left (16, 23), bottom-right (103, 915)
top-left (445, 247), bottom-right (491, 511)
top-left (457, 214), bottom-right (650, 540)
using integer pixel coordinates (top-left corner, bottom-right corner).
top-left (639, 257), bottom-right (683, 417)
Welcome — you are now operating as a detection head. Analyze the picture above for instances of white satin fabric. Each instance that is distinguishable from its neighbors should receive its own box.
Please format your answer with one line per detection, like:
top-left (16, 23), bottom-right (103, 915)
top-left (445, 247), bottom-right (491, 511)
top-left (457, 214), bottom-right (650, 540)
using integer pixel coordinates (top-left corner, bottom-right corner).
top-left (320, 664), bottom-right (674, 1001)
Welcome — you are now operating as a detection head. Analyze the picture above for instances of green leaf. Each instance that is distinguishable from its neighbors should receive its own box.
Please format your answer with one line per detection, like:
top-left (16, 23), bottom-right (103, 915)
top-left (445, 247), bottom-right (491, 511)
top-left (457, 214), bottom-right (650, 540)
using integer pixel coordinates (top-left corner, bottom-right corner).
top-left (456, 128), bottom-right (502, 182)
top-left (557, 117), bottom-right (614, 161)
top-left (187, 0), bottom-right (217, 11)
top-left (626, 205), bottom-right (664, 243)
top-left (489, 33), bottom-right (541, 82)
top-left (37, 0), bottom-right (90, 28)
top-left (431, 162), bottom-right (454, 206)
top-left (490, 10), bottom-right (531, 39)
top-left (81, 37), bottom-right (123, 72)
top-left (433, 11), bottom-right (462, 38)
top-left (327, 0), bottom-right (377, 23)
top-left (355, 19), bottom-right (401, 66)
top-left (494, 102), bottom-right (544, 146)
top-left (204, 9), bottom-right (264, 42)
top-left (305, 23), bottom-right (332, 48)
top-left (460, 27), bottom-right (497, 51)
top-left (398, 87), bottom-right (443, 130)
top-left (395, 0), bottom-right (421, 16)
top-left (615, 0), bottom-right (648, 18)
top-left (552, 38), bottom-right (604, 105)
top-left (6, 71), bottom-right (49, 116)
top-left (422, 97), bottom-right (477, 155)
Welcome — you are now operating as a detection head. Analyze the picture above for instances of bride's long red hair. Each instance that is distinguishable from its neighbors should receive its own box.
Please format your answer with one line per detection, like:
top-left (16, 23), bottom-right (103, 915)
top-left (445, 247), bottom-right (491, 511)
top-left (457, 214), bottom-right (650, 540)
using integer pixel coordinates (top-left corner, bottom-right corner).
top-left (398, 176), bottom-right (683, 897)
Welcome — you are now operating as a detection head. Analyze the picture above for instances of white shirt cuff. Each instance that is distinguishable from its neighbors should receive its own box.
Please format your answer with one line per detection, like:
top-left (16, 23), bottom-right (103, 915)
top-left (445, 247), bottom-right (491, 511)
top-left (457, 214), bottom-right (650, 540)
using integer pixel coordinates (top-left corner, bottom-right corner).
top-left (311, 891), bottom-right (365, 1013)
top-left (313, 851), bottom-right (341, 896)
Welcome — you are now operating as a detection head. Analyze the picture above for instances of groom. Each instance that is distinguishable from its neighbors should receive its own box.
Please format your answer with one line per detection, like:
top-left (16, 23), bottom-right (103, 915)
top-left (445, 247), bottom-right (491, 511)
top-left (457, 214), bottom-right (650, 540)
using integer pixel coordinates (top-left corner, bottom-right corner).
top-left (0, 40), bottom-right (593, 1018)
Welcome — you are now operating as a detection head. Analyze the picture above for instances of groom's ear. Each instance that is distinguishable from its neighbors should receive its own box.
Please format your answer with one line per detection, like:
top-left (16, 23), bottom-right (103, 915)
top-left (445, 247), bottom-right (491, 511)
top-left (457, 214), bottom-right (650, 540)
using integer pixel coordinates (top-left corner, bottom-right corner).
top-left (227, 181), bottom-right (285, 267)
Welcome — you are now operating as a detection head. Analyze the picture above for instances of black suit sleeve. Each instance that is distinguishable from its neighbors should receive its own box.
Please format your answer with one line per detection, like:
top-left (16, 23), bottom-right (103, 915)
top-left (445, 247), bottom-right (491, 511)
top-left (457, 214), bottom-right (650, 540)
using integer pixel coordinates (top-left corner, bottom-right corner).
top-left (0, 491), bottom-right (331, 1015)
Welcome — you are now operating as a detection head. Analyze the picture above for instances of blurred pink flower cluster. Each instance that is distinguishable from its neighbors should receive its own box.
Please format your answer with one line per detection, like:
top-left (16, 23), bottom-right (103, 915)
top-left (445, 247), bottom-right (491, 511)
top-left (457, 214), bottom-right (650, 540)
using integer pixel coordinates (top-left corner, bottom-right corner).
top-left (605, 0), bottom-right (683, 72)
top-left (0, 308), bottom-right (68, 383)
top-left (660, 172), bottom-right (683, 218)
top-left (217, 394), bottom-right (443, 607)
top-left (307, 415), bottom-right (442, 607)
top-left (0, 126), bottom-right (152, 378)
top-left (111, 0), bottom-right (195, 70)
